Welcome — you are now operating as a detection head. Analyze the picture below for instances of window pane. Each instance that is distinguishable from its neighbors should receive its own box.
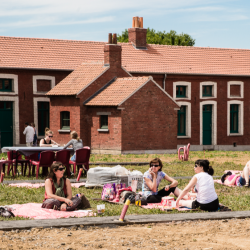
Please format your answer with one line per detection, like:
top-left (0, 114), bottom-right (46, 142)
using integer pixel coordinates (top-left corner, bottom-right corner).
top-left (0, 80), bottom-right (3, 90)
top-left (61, 112), bottom-right (70, 129)
top-left (38, 102), bottom-right (43, 109)
top-left (43, 102), bottom-right (49, 109)
top-left (5, 102), bottom-right (12, 109)
top-left (176, 86), bottom-right (179, 96)
top-left (179, 113), bottom-right (185, 134)
top-left (4, 80), bottom-right (11, 90)
top-left (100, 115), bottom-right (108, 128)
top-left (206, 86), bottom-right (212, 96)
top-left (0, 102), bottom-right (4, 109)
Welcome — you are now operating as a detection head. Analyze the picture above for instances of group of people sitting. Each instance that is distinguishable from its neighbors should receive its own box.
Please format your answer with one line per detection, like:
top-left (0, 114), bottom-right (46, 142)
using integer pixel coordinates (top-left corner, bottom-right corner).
top-left (142, 158), bottom-right (219, 212)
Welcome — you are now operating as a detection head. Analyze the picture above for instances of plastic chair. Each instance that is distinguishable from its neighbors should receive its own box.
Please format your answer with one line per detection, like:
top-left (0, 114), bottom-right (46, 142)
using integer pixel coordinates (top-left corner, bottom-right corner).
top-left (24, 153), bottom-right (39, 177)
top-left (55, 150), bottom-right (71, 176)
top-left (69, 148), bottom-right (90, 174)
top-left (0, 159), bottom-right (13, 176)
top-left (31, 151), bottom-right (55, 179)
top-left (7, 151), bottom-right (30, 177)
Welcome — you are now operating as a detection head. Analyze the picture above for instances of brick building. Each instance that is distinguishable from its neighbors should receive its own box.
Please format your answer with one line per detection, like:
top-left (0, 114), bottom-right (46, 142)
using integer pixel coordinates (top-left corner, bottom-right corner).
top-left (1, 17), bottom-right (250, 152)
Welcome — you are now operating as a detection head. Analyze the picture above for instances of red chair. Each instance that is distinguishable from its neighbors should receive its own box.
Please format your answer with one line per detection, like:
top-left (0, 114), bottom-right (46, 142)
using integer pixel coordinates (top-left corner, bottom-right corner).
top-left (55, 150), bottom-right (71, 176)
top-left (31, 151), bottom-right (55, 179)
top-left (24, 153), bottom-right (39, 177)
top-left (0, 159), bottom-right (13, 176)
top-left (7, 151), bottom-right (30, 177)
top-left (69, 148), bottom-right (90, 174)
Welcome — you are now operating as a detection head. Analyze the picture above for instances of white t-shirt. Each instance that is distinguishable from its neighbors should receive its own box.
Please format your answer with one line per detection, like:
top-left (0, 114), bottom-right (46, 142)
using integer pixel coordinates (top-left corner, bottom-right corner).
top-left (195, 172), bottom-right (218, 204)
top-left (23, 126), bottom-right (35, 143)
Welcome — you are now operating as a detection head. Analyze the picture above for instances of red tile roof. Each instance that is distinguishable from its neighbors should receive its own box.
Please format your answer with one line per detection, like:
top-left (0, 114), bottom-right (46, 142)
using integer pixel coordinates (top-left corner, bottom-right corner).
top-left (85, 77), bottom-right (151, 106)
top-left (46, 62), bottom-right (108, 95)
top-left (1, 36), bottom-right (250, 76)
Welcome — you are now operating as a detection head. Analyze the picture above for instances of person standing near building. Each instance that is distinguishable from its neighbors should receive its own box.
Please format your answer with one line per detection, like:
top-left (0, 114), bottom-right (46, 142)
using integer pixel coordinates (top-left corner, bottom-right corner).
top-left (30, 123), bottom-right (37, 146)
top-left (23, 122), bottom-right (35, 147)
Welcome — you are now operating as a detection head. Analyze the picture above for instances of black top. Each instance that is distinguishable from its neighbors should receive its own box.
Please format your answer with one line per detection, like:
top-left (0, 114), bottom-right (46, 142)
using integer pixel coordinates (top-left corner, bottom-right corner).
top-left (43, 138), bottom-right (51, 144)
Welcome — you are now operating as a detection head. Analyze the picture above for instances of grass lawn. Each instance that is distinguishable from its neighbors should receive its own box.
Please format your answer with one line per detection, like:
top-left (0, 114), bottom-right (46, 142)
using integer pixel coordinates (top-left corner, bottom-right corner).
top-left (1, 150), bottom-right (250, 221)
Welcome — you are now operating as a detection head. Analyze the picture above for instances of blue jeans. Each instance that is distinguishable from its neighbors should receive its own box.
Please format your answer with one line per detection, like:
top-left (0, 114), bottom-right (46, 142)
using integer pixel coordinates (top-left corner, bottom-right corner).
top-left (70, 154), bottom-right (76, 161)
top-left (238, 176), bottom-right (250, 186)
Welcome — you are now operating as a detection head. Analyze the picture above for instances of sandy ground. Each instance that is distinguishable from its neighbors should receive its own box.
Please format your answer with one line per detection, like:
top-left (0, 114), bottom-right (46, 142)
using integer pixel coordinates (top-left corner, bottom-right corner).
top-left (1, 218), bottom-right (250, 250)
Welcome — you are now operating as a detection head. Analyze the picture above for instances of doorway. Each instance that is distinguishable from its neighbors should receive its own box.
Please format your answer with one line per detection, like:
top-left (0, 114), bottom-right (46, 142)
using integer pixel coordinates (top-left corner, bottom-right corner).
top-left (203, 105), bottom-right (212, 145)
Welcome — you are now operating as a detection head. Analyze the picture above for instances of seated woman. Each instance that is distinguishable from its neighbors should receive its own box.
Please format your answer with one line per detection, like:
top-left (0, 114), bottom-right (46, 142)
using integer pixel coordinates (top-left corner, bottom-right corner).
top-left (221, 171), bottom-right (241, 186)
top-left (63, 131), bottom-right (84, 162)
top-left (238, 161), bottom-right (250, 187)
top-left (42, 162), bottom-right (90, 211)
top-left (142, 158), bottom-right (187, 203)
top-left (39, 128), bottom-right (59, 147)
top-left (176, 159), bottom-right (219, 212)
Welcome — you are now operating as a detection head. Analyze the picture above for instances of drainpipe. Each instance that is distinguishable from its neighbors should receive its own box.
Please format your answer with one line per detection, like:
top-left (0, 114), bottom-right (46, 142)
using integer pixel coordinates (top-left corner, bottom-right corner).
top-left (163, 73), bottom-right (167, 90)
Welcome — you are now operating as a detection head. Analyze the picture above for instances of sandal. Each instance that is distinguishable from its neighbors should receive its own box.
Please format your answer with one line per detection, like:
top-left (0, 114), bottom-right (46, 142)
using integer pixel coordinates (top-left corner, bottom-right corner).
top-left (245, 182), bottom-right (249, 187)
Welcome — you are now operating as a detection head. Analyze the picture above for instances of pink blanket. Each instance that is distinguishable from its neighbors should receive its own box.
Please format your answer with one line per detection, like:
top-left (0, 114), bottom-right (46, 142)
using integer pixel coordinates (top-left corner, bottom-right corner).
top-left (141, 203), bottom-right (192, 211)
top-left (11, 203), bottom-right (94, 219)
top-left (8, 182), bottom-right (85, 189)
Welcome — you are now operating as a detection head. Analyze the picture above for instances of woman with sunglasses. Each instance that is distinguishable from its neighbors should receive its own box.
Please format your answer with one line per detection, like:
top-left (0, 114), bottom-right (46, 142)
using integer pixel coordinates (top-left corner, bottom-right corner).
top-left (39, 128), bottom-right (59, 147)
top-left (176, 159), bottom-right (219, 212)
top-left (142, 158), bottom-right (186, 203)
top-left (42, 162), bottom-right (90, 211)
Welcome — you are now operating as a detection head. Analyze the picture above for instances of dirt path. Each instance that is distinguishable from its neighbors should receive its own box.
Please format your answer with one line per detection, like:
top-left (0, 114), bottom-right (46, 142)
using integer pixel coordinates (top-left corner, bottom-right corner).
top-left (1, 218), bottom-right (250, 249)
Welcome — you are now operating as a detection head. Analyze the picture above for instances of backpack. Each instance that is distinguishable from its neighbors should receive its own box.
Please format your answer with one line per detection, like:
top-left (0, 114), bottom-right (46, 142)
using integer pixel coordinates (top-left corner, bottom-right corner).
top-left (0, 207), bottom-right (15, 218)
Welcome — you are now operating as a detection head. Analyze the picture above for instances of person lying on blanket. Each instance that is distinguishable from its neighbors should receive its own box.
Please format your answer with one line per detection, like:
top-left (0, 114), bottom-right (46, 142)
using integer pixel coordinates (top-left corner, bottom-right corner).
top-left (221, 171), bottom-right (241, 186)
top-left (142, 158), bottom-right (189, 203)
top-left (176, 159), bottom-right (219, 212)
top-left (42, 162), bottom-right (90, 211)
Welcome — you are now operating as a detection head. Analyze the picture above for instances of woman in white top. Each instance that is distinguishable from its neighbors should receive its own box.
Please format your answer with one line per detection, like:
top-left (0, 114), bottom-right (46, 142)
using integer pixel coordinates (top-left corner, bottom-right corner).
top-left (176, 159), bottom-right (219, 212)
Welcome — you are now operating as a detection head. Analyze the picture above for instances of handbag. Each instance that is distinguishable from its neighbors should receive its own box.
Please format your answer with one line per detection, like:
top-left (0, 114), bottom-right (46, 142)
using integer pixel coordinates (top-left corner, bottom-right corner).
top-left (101, 183), bottom-right (116, 201)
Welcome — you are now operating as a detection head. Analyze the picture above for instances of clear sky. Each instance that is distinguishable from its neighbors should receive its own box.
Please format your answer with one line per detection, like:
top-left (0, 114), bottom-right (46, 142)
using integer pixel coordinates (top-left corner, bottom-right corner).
top-left (0, 0), bottom-right (249, 49)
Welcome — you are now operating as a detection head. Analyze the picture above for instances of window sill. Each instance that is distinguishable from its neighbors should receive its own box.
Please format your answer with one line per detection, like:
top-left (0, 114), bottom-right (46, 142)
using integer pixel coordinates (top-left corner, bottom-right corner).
top-left (58, 129), bottom-right (71, 133)
top-left (177, 135), bottom-right (191, 139)
top-left (228, 133), bottom-right (243, 136)
top-left (98, 129), bottom-right (109, 132)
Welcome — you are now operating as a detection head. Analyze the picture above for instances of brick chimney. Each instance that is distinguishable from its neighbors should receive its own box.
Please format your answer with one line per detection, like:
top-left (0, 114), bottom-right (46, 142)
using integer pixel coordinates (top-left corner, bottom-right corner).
top-left (104, 33), bottom-right (122, 68)
top-left (128, 16), bottom-right (147, 49)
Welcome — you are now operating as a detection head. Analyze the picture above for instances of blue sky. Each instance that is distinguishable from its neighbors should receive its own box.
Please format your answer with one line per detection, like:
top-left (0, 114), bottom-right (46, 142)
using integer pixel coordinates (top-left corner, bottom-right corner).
top-left (0, 0), bottom-right (249, 49)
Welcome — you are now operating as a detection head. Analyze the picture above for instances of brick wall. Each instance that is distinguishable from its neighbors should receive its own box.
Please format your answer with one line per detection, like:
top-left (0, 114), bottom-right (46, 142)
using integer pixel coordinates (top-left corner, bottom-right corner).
top-left (120, 80), bottom-right (178, 151)
top-left (164, 74), bottom-right (250, 146)
top-left (0, 68), bottom-right (71, 144)
top-left (131, 73), bottom-right (165, 88)
top-left (86, 107), bottom-right (122, 150)
top-left (128, 28), bottom-right (147, 47)
top-left (37, 79), bottom-right (52, 92)
top-left (230, 85), bottom-right (241, 97)
top-left (49, 96), bottom-right (81, 145)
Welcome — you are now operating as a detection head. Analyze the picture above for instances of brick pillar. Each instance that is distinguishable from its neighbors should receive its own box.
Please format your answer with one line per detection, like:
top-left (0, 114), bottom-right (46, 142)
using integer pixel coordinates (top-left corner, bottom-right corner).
top-left (128, 28), bottom-right (147, 48)
top-left (104, 44), bottom-right (122, 68)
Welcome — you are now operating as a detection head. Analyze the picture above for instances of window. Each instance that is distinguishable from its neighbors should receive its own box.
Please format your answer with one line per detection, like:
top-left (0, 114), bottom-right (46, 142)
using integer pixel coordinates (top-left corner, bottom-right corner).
top-left (0, 79), bottom-right (12, 92)
top-left (202, 86), bottom-right (212, 97)
top-left (100, 115), bottom-right (108, 129)
top-left (178, 106), bottom-right (186, 136)
top-left (38, 102), bottom-right (50, 136)
top-left (230, 104), bottom-right (239, 133)
top-left (176, 86), bottom-right (186, 98)
top-left (61, 111), bottom-right (70, 130)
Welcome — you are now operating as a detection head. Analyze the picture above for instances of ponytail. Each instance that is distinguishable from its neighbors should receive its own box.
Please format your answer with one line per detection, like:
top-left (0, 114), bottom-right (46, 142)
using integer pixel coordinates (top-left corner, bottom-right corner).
top-left (195, 159), bottom-right (214, 176)
top-left (70, 131), bottom-right (80, 142)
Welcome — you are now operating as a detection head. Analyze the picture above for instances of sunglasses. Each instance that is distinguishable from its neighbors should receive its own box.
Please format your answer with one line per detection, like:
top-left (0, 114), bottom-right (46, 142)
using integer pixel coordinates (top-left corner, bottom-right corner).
top-left (49, 136), bottom-right (53, 138)
top-left (58, 167), bottom-right (65, 171)
top-left (194, 164), bottom-right (199, 168)
top-left (151, 164), bottom-right (160, 168)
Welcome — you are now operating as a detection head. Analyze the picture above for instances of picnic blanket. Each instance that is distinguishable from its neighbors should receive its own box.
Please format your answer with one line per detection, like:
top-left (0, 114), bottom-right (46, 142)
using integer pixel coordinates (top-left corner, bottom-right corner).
top-left (8, 182), bottom-right (85, 189)
top-left (8, 203), bottom-right (94, 219)
top-left (214, 170), bottom-right (242, 187)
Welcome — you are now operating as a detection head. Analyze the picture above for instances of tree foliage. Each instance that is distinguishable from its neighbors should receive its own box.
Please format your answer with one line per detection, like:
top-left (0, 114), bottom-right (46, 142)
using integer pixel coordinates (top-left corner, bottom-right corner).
top-left (117, 28), bottom-right (195, 46)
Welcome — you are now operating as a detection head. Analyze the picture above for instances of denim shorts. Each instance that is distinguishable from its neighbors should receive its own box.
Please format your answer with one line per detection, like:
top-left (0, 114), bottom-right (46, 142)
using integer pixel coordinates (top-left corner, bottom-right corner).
top-left (70, 154), bottom-right (76, 161)
top-left (238, 176), bottom-right (250, 186)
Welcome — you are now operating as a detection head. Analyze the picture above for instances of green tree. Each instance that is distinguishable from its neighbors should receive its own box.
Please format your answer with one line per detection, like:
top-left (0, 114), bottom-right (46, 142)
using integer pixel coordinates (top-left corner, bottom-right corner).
top-left (117, 28), bottom-right (195, 46)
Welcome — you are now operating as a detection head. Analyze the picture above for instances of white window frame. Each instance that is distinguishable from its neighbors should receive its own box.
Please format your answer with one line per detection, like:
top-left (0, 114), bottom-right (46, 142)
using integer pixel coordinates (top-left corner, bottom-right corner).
top-left (173, 81), bottom-right (191, 100)
top-left (0, 96), bottom-right (20, 145)
top-left (33, 97), bottom-right (50, 138)
top-left (227, 100), bottom-right (244, 136)
top-left (200, 100), bottom-right (217, 145)
top-left (0, 74), bottom-right (18, 95)
top-left (200, 81), bottom-right (217, 99)
top-left (227, 81), bottom-right (244, 99)
top-left (33, 75), bottom-right (55, 95)
top-left (177, 102), bottom-right (191, 138)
